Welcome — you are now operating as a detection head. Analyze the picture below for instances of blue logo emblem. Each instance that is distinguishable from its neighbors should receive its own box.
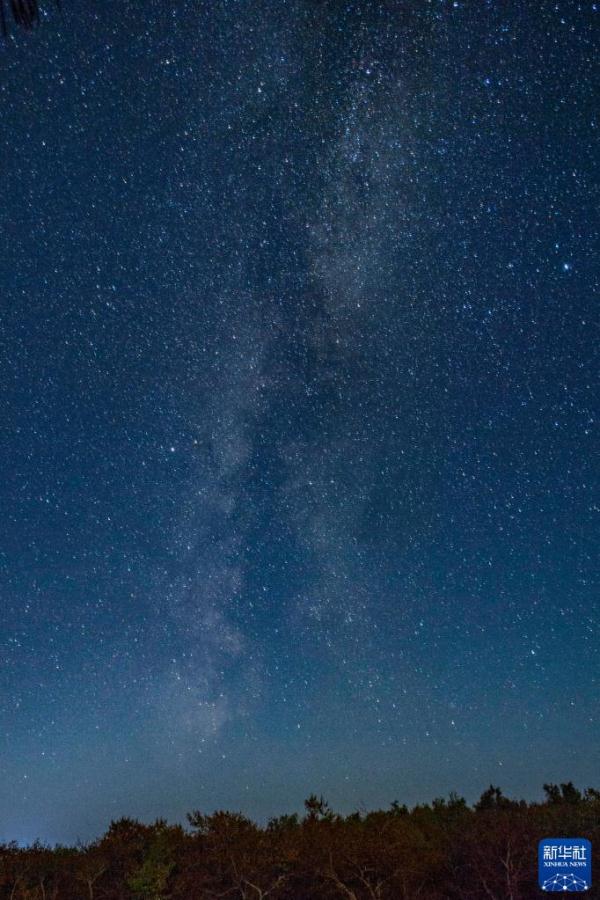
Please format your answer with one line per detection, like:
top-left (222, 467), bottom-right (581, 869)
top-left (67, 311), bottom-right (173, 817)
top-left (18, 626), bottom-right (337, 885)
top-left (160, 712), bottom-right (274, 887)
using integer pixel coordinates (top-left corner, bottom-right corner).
top-left (539, 838), bottom-right (591, 892)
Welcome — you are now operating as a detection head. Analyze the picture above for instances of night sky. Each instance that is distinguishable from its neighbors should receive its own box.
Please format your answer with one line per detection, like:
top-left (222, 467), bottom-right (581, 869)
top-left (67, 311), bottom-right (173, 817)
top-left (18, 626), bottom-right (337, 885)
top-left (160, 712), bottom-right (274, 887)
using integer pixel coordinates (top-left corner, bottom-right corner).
top-left (0, 1), bottom-right (598, 845)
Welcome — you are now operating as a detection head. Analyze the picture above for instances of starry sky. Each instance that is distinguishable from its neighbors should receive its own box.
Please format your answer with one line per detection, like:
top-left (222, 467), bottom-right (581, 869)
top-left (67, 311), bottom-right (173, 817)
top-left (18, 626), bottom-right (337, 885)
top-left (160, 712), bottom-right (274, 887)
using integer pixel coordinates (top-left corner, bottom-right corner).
top-left (0, 1), bottom-right (598, 845)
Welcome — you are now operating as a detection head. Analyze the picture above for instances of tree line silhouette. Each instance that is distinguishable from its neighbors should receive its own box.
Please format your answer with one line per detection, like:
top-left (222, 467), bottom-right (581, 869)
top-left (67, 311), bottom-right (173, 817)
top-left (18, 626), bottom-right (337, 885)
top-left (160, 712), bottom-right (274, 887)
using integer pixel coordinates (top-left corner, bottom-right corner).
top-left (0, 782), bottom-right (598, 898)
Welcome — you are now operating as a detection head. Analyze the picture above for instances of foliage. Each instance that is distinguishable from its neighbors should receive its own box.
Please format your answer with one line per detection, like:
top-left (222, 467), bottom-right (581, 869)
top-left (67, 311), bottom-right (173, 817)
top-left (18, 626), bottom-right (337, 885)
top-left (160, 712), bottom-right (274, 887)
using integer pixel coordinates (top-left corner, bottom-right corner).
top-left (0, 785), bottom-right (598, 898)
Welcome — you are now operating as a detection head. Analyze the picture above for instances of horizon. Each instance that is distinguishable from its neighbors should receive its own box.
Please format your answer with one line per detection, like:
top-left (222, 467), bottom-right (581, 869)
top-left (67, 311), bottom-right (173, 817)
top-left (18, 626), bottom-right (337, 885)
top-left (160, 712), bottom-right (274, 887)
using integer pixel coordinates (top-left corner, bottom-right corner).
top-left (3, 780), bottom-right (595, 849)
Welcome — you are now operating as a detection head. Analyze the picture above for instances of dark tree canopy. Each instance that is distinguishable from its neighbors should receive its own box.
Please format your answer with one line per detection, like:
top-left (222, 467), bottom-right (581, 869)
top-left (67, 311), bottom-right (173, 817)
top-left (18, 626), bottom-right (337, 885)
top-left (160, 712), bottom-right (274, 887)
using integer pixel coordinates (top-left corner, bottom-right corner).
top-left (0, 785), bottom-right (598, 899)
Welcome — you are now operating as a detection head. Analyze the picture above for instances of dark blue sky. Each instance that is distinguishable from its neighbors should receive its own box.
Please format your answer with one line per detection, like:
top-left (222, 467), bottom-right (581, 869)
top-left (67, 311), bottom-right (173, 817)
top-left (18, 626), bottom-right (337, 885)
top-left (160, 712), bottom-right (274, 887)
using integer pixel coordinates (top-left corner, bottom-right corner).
top-left (0, 0), bottom-right (598, 844)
